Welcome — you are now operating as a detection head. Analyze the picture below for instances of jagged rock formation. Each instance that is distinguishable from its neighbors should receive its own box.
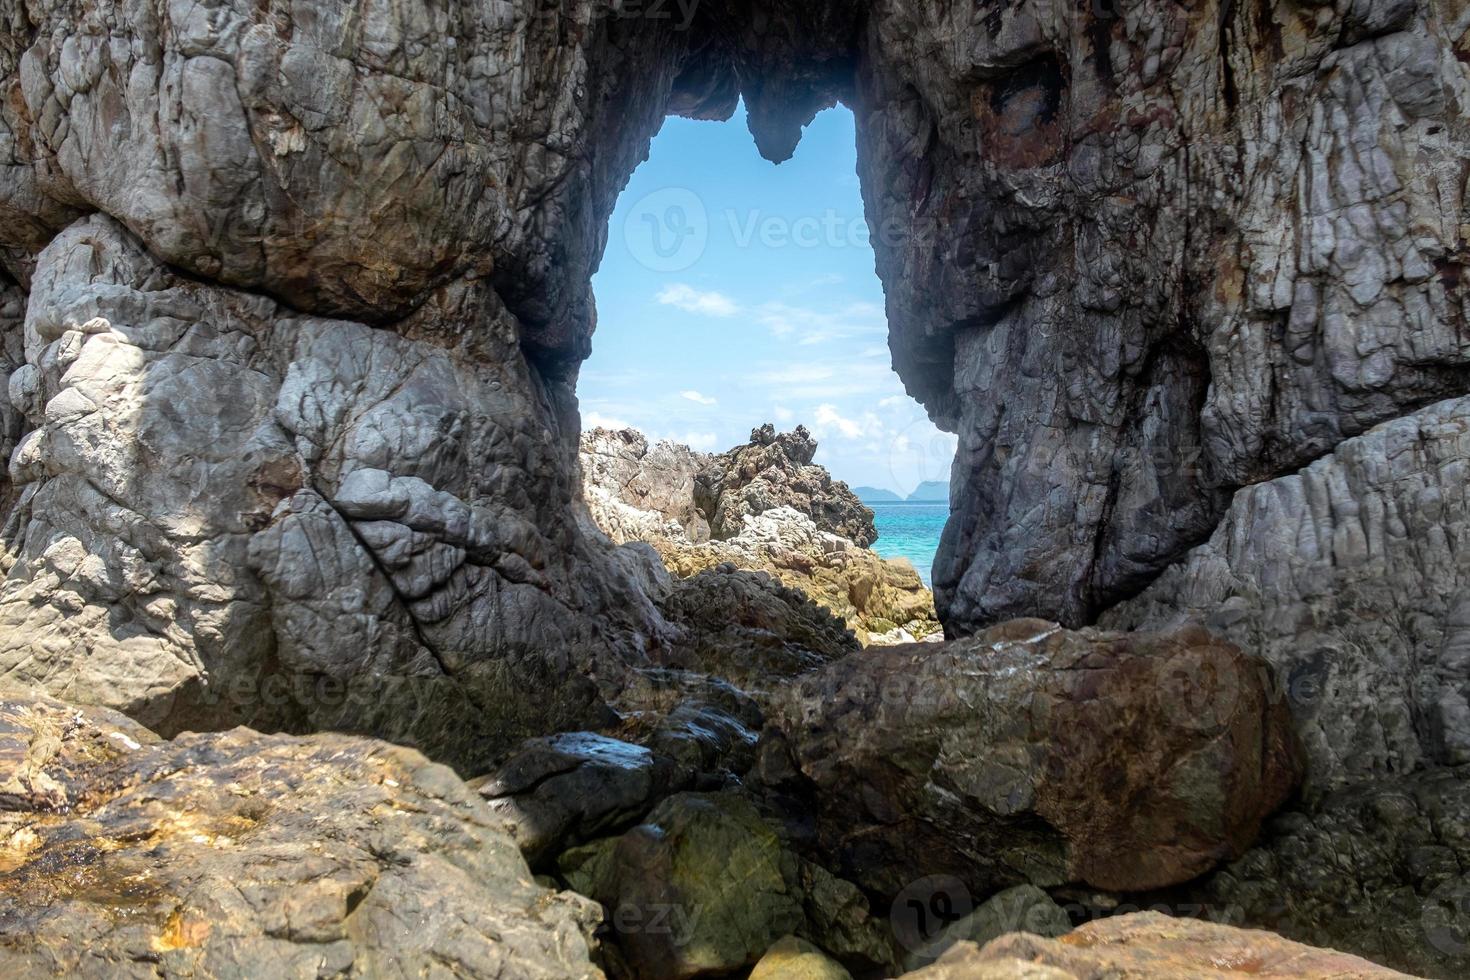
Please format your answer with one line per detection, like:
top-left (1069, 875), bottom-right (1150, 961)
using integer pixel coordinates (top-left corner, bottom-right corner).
top-left (0, 692), bottom-right (602, 978)
top-left (655, 507), bottom-right (940, 643)
top-left (1104, 396), bottom-right (1470, 795)
top-left (0, 216), bottom-right (648, 773)
top-left (581, 426), bottom-right (937, 642)
top-left (580, 425), bottom-right (876, 551)
top-left (580, 428), bottom-right (712, 544)
top-left (695, 425), bottom-right (877, 547)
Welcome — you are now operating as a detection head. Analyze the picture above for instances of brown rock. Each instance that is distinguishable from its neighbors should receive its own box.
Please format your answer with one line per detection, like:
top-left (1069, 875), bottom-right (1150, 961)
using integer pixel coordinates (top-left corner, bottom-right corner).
top-left (760, 622), bottom-right (1300, 898)
top-left (901, 912), bottom-right (1418, 978)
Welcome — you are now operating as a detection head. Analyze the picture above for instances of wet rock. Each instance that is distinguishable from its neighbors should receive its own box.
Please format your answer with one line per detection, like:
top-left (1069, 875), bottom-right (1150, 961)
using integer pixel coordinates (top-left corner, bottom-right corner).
top-left (899, 912), bottom-right (1417, 978)
top-left (0, 690), bottom-right (602, 978)
top-left (558, 791), bottom-right (894, 979)
top-left (759, 621), bottom-right (1300, 898)
top-left (472, 732), bottom-right (694, 869)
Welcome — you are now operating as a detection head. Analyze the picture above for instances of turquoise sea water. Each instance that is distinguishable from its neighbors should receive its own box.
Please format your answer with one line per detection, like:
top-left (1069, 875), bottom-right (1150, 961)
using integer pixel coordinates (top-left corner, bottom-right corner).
top-left (869, 502), bottom-right (948, 587)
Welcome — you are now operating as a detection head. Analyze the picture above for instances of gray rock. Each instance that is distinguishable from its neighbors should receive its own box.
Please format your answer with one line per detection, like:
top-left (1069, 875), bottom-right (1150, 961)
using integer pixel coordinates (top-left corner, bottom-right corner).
top-left (1181, 767), bottom-right (1470, 978)
top-left (472, 732), bottom-right (693, 869)
top-left (903, 885), bottom-right (1072, 972)
top-left (580, 427), bottom-right (712, 544)
top-left (1104, 396), bottom-right (1470, 796)
top-left (0, 214), bottom-right (651, 772)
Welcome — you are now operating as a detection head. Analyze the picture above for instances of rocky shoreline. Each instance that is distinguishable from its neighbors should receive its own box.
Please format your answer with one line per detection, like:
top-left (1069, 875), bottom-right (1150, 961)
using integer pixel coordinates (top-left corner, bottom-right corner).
top-left (581, 424), bottom-right (942, 645)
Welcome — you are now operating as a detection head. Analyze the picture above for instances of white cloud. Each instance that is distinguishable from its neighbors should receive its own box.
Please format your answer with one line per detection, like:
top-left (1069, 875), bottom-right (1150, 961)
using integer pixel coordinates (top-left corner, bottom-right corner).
top-left (772, 404), bottom-right (795, 423)
top-left (656, 284), bottom-right (740, 317)
top-left (754, 301), bottom-right (885, 346)
top-left (584, 410), bottom-right (631, 431)
top-left (680, 389), bottom-right (717, 406)
top-left (813, 403), bottom-right (869, 440)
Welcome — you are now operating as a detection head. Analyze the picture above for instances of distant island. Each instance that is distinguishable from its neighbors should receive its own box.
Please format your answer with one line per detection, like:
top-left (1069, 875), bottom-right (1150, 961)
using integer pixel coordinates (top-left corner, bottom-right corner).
top-left (853, 482), bottom-right (950, 503)
top-left (907, 480), bottom-right (949, 502)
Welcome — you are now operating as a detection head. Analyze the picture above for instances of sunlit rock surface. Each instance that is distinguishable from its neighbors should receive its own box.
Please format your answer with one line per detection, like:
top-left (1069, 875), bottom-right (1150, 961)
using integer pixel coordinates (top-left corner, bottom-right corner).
top-left (581, 426), bottom-right (939, 642)
top-left (0, 691), bottom-right (603, 978)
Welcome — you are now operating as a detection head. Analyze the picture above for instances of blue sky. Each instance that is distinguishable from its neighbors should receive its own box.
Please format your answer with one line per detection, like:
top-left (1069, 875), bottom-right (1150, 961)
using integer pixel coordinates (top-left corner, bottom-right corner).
top-left (582, 102), bottom-right (956, 496)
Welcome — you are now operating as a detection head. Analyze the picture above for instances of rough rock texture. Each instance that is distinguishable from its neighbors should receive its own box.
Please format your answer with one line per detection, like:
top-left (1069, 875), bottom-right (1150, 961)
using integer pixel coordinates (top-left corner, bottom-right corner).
top-left (882, 0), bottom-right (1470, 632)
top-left (472, 731), bottom-right (695, 869)
top-left (1105, 396), bottom-right (1470, 795)
top-left (1, 0), bottom-right (1467, 973)
top-left (580, 428), bottom-right (712, 545)
top-left (559, 791), bottom-right (895, 980)
top-left (0, 215), bottom-right (656, 772)
top-left (1176, 767), bottom-right (1470, 979)
top-left (0, 691), bottom-right (603, 978)
top-left (581, 428), bottom-right (936, 642)
top-left (903, 885), bottom-right (1073, 972)
top-left (695, 425), bottom-right (877, 547)
top-left (750, 936), bottom-right (854, 980)
top-left (900, 912), bottom-right (1417, 979)
top-left (757, 621), bottom-right (1300, 900)
top-left (655, 507), bottom-right (940, 644)
top-left (652, 565), bottom-right (862, 692)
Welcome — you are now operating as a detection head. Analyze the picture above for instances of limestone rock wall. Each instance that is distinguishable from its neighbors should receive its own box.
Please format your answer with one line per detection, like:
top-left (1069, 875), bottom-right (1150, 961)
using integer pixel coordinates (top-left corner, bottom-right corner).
top-left (857, 0), bottom-right (1470, 630)
top-left (0, 214), bottom-right (663, 771)
top-left (1104, 395), bottom-right (1470, 794)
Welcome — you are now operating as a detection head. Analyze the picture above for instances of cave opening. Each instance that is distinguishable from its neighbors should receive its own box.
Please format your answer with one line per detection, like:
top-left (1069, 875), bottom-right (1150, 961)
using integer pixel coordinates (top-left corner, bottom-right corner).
top-left (578, 99), bottom-right (957, 583)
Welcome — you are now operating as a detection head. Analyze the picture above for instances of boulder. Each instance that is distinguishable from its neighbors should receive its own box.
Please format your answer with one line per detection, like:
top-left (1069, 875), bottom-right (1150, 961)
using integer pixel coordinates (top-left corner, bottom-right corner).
top-left (759, 621), bottom-right (1300, 898)
top-left (899, 912), bottom-right (1418, 978)
top-left (902, 885), bottom-right (1072, 971)
top-left (558, 792), bottom-right (893, 979)
top-left (750, 936), bottom-right (853, 980)
top-left (471, 732), bottom-right (694, 869)
top-left (0, 691), bottom-right (602, 978)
